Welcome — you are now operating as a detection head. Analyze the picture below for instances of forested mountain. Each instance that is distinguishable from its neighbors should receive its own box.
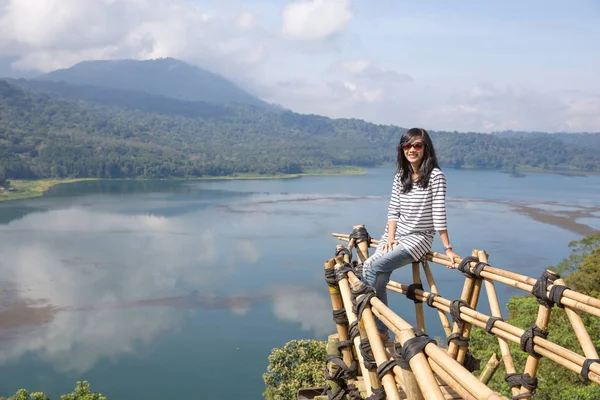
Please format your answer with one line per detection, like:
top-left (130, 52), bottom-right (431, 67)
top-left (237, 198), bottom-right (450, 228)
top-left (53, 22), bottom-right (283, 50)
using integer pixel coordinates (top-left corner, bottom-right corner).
top-left (0, 77), bottom-right (599, 180)
top-left (41, 58), bottom-right (269, 108)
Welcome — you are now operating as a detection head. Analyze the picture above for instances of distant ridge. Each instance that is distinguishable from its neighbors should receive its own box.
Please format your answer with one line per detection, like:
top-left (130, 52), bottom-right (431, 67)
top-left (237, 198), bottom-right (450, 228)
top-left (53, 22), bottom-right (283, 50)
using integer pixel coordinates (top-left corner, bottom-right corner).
top-left (41, 58), bottom-right (268, 107)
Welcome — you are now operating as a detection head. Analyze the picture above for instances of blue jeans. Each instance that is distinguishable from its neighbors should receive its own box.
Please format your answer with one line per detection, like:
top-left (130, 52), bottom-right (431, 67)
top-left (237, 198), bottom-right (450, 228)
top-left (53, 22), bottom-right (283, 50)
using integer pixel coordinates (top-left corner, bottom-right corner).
top-left (361, 243), bottom-right (414, 333)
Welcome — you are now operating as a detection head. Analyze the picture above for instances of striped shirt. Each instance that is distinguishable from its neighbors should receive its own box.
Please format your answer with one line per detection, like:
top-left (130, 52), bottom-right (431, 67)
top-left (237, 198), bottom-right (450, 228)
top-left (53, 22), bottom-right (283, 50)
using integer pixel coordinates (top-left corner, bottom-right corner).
top-left (378, 168), bottom-right (448, 261)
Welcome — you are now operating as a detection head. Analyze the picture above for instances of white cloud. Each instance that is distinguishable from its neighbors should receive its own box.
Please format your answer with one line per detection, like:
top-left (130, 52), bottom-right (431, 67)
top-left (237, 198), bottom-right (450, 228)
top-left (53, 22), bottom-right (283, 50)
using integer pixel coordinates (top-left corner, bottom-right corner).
top-left (427, 83), bottom-right (600, 132)
top-left (236, 11), bottom-right (257, 30)
top-left (281, 0), bottom-right (353, 40)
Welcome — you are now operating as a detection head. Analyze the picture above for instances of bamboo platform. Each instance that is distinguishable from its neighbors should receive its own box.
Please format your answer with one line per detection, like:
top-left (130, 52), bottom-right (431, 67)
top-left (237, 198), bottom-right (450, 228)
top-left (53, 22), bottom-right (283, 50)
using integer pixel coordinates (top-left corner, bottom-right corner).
top-left (305, 224), bottom-right (600, 400)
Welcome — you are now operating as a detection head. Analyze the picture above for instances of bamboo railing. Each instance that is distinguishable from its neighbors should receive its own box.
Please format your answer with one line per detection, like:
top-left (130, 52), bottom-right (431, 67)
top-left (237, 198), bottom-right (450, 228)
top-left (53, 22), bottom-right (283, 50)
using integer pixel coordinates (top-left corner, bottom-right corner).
top-left (310, 225), bottom-right (600, 400)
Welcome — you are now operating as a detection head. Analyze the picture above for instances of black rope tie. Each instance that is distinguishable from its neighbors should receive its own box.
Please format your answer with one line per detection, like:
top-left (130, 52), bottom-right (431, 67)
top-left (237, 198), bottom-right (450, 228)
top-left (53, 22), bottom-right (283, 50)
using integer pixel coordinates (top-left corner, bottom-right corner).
top-left (346, 384), bottom-right (362, 400)
top-left (505, 372), bottom-right (538, 399)
top-left (335, 262), bottom-right (354, 283)
top-left (324, 354), bottom-right (358, 400)
top-left (325, 267), bottom-right (337, 287)
top-left (335, 247), bottom-right (352, 262)
top-left (349, 226), bottom-right (372, 246)
top-left (485, 316), bottom-right (504, 334)
top-left (365, 387), bottom-right (386, 400)
top-left (332, 308), bottom-right (348, 325)
top-left (472, 261), bottom-right (488, 278)
top-left (450, 299), bottom-right (471, 329)
top-left (360, 338), bottom-right (377, 370)
top-left (395, 333), bottom-right (435, 368)
top-left (549, 284), bottom-right (569, 308)
top-left (581, 358), bottom-right (600, 381)
top-left (426, 293), bottom-right (438, 307)
top-left (377, 360), bottom-right (398, 381)
top-left (352, 285), bottom-right (376, 321)
top-left (406, 283), bottom-right (423, 304)
top-left (463, 351), bottom-right (480, 372)
top-left (351, 260), bottom-right (364, 277)
top-left (520, 323), bottom-right (549, 357)
top-left (447, 332), bottom-right (469, 348)
top-left (531, 270), bottom-right (559, 308)
top-left (457, 256), bottom-right (479, 278)
top-left (349, 321), bottom-right (360, 341)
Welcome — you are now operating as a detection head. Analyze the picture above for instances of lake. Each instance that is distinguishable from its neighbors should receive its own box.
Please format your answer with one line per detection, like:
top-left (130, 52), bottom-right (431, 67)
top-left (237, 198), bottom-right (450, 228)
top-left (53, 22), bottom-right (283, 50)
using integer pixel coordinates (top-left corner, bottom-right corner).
top-left (0, 167), bottom-right (599, 399)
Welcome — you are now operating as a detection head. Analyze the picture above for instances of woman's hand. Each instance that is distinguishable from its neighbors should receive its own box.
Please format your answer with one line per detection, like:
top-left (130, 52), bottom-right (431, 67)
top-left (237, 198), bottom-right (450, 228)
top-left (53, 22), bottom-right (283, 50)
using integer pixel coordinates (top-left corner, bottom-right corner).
top-left (382, 239), bottom-right (398, 252)
top-left (445, 249), bottom-right (460, 269)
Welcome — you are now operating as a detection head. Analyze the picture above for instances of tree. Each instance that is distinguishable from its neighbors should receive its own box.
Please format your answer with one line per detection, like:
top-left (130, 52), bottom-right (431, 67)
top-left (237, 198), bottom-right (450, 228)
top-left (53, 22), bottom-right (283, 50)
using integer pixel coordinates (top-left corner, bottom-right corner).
top-left (263, 339), bottom-right (327, 400)
top-left (3, 382), bottom-right (107, 400)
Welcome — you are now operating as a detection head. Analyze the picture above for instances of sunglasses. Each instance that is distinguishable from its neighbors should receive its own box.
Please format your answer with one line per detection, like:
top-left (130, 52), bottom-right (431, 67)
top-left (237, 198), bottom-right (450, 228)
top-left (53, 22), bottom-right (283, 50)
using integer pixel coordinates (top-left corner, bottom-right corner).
top-left (402, 142), bottom-right (425, 151)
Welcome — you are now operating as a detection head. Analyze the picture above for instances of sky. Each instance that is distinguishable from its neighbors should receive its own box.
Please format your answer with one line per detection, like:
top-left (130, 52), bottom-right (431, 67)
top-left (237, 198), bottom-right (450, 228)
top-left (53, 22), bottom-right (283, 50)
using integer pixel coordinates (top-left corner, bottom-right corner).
top-left (0, 0), bottom-right (598, 133)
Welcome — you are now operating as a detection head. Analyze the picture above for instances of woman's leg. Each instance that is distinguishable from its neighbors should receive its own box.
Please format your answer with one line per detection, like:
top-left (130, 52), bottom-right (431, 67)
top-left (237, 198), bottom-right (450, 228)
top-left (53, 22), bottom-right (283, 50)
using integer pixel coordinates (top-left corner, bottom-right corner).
top-left (362, 244), bottom-right (414, 333)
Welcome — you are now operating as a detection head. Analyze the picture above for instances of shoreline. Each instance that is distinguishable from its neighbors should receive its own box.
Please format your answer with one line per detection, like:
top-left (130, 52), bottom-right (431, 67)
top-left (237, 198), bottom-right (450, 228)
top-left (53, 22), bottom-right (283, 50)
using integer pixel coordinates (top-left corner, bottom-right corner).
top-left (0, 167), bottom-right (368, 202)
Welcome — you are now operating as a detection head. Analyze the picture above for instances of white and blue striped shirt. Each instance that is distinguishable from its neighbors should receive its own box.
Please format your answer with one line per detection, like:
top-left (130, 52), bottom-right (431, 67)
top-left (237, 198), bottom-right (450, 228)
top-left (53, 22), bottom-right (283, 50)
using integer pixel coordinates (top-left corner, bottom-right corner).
top-left (378, 168), bottom-right (448, 261)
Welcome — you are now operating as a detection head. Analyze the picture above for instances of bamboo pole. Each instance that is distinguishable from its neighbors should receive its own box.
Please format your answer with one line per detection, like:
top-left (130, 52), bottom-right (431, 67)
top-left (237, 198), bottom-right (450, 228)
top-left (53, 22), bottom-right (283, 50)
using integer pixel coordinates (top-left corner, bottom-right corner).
top-left (332, 258), bottom-right (377, 395)
top-left (478, 250), bottom-right (519, 398)
top-left (478, 353), bottom-right (501, 384)
top-left (517, 269), bottom-right (556, 400)
top-left (370, 292), bottom-right (508, 400)
top-left (351, 281), bottom-right (401, 400)
top-left (554, 277), bottom-right (600, 360)
top-left (413, 262), bottom-right (425, 332)
top-left (347, 273), bottom-right (445, 400)
top-left (326, 334), bottom-right (342, 394)
top-left (353, 224), bottom-right (370, 264)
top-left (324, 258), bottom-right (356, 384)
top-left (457, 250), bottom-right (483, 364)
top-left (385, 280), bottom-right (600, 385)
top-left (428, 358), bottom-right (478, 400)
top-left (421, 260), bottom-right (452, 336)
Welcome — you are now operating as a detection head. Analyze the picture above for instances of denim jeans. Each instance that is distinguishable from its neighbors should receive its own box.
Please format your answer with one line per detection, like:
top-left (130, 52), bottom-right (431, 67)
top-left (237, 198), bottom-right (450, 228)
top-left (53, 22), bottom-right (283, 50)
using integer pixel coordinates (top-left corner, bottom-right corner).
top-left (361, 243), bottom-right (414, 333)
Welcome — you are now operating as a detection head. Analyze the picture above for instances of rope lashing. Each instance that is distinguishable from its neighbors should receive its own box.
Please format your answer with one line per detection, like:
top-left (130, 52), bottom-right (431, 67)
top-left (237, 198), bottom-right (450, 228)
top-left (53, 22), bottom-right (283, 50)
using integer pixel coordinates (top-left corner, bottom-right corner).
top-left (336, 340), bottom-right (352, 351)
top-left (349, 226), bottom-right (371, 246)
top-left (446, 332), bottom-right (469, 348)
top-left (351, 260), bottom-right (364, 278)
top-left (531, 270), bottom-right (559, 308)
top-left (581, 359), bottom-right (600, 381)
top-left (457, 256), bottom-right (479, 278)
top-left (335, 263), bottom-right (354, 284)
top-left (549, 284), bottom-right (570, 308)
top-left (325, 267), bottom-right (337, 287)
top-left (485, 316), bottom-right (504, 334)
top-left (425, 293), bottom-right (437, 307)
top-left (324, 355), bottom-right (358, 400)
top-left (351, 283), bottom-right (376, 321)
top-left (395, 331), bottom-right (436, 368)
top-left (335, 246), bottom-right (352, 262)
top-left (376, 359), bottom-right (398, 381)
top-left (463, 351), bottom-right (480, 372)
top-left (505, 373), bottom-right (538, 399)
top-left (365, 387), bottom-right (386, 400)
top-left (406, 283), bottom-right (424, 304)
top-left (332, 308), bottom-right (348, 325)
top-left (359, 338), bottom-right (377, 369)
top-left (450, 299), bottom-right (472, 329)
top-left (346, 384), bottom-right (363, 400)
top-left (520, 323), bottom-right (549, 357)
top-left (348, 321), bottom-right (360, 341)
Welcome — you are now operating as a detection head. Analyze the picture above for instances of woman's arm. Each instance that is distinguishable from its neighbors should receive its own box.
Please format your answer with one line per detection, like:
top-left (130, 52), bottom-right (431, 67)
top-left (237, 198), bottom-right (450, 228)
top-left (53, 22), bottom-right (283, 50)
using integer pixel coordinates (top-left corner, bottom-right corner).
top-left (383, 173), bottom-right (401, 252)
top-left (432, 173), bottom-right (460, 268)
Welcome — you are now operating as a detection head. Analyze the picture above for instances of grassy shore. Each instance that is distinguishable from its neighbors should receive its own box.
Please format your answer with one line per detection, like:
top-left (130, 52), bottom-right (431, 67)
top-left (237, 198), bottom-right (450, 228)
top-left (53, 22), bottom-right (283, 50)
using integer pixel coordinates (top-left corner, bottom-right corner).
top-left (0, 166), bottom-right (367, 202)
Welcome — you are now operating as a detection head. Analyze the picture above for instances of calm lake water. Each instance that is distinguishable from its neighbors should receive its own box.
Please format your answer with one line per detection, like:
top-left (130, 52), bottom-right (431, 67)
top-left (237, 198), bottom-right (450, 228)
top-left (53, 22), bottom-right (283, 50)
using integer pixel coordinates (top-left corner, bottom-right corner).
top-left (0, 167), bottom-right (599, 399)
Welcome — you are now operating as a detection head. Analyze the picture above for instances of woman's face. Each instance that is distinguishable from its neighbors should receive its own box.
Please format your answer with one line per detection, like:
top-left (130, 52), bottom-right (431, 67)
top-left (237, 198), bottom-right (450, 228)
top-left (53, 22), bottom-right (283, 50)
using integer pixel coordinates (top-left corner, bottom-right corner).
top-left (402, 137), bottom-right (425, 166)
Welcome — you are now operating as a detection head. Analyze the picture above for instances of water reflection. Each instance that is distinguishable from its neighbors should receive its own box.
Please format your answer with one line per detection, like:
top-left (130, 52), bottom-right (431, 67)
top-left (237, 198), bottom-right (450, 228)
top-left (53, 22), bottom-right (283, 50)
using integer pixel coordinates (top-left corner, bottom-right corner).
top-left (0, 205), bottom-right (332, 374)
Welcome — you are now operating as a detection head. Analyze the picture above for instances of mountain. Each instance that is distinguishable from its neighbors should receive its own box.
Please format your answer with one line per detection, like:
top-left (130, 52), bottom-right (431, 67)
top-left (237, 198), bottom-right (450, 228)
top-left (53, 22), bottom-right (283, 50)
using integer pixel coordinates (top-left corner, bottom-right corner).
top-left (1, 78), bottom-right (599, 181)
top-left (41, 58), bottom-right (268, 108)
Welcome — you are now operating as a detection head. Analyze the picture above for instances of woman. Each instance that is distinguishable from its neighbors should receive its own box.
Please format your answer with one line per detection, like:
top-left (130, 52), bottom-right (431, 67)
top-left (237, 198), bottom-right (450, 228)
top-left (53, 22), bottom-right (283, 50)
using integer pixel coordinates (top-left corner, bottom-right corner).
top-left (362, 127), bottom-right (460, 339)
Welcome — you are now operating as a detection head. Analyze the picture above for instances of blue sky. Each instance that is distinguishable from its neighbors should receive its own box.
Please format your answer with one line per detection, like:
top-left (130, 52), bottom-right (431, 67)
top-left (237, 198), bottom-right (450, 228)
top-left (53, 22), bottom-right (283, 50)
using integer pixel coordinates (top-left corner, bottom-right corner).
top-left (0, 0), bottom-right (598, 132)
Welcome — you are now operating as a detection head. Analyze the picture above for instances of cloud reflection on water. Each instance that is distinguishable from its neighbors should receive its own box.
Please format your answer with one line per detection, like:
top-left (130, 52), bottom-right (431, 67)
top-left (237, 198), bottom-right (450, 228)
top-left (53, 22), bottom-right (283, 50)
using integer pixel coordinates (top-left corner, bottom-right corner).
top-left (0, 202), bottom-right (333, 373)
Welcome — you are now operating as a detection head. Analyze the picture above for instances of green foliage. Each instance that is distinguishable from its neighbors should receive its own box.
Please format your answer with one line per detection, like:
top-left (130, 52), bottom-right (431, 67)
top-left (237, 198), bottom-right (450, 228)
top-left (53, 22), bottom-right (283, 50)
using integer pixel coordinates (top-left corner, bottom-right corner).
top-left (471, 234), bottom-right (600, 399)
top-left (1, 79), bottom-right (599, 182)
top-left (263, 339), bottom-right (327, 400)
top-left (4, 382), bottom-right (106, 400)
top-left (554, 233), bottom-right (600, 275)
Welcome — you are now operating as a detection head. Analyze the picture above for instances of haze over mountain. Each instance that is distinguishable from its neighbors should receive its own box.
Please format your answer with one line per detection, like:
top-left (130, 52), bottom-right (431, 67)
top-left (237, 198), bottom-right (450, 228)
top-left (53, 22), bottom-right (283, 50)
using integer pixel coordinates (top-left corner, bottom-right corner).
top-left (41, 58), bottom-right (268, 108)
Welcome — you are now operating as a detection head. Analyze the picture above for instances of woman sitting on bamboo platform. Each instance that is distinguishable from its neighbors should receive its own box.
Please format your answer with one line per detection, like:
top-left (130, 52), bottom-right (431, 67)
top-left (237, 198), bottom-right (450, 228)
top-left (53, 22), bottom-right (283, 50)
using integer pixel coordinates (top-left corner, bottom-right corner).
top-left (362, 127), bottom-right (460, 340)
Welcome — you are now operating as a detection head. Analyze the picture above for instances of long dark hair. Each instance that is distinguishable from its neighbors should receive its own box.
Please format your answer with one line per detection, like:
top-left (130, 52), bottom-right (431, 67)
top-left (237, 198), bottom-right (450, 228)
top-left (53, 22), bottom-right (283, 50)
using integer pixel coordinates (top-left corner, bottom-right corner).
top-left (396, 128), bottom-right (440, 193)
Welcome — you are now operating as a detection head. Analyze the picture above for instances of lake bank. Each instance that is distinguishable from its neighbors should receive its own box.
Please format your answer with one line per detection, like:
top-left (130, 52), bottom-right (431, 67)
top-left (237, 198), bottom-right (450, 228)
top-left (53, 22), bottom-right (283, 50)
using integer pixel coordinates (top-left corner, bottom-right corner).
top-left (0, 166), bottom-right (368, 202)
